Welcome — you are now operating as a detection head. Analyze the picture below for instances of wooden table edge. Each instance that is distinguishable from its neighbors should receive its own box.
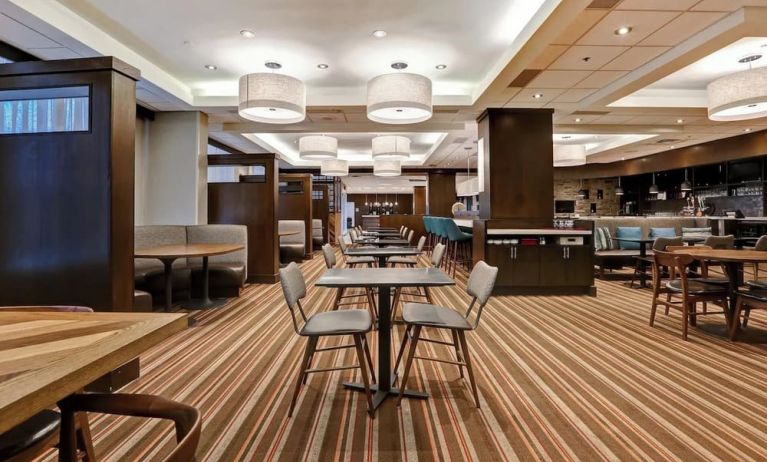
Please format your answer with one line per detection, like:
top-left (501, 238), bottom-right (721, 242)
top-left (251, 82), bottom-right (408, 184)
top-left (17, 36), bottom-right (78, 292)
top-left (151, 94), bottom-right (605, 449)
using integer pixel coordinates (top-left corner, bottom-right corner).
top-left (134, 243), bottom-right (245, 259)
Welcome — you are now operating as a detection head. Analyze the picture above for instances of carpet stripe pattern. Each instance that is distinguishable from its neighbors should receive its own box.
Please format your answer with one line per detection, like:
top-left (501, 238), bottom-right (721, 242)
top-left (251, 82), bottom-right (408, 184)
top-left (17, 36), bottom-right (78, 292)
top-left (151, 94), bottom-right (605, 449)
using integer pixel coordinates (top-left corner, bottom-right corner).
top-left (38, 251), bottom-right (767, 461)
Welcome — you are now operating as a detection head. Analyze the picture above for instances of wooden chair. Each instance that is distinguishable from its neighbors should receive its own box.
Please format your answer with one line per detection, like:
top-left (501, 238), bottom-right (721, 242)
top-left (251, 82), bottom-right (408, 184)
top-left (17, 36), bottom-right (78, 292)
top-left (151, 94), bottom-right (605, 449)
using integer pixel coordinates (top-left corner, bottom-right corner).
top-left (630, 236), bottom-right (682, 288)
top-left (279, 263), bottom-right (376, 417)
top-left (731, 279), bottom-right (767, 340)
top-left (394, 261), bottom-right (498, 408)
top-left (57, 393), bottom-right (201, 462)
top-left (649, 250), bottom-right (729, 340)
top-left (322, 244), bottom-right (377, 319)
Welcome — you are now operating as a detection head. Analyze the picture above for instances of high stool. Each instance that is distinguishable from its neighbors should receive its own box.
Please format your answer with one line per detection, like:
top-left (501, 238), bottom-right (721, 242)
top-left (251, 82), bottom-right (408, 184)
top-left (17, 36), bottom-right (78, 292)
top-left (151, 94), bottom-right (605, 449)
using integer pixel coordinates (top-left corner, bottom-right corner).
top-left (444, 219), bottom-right (473, 277)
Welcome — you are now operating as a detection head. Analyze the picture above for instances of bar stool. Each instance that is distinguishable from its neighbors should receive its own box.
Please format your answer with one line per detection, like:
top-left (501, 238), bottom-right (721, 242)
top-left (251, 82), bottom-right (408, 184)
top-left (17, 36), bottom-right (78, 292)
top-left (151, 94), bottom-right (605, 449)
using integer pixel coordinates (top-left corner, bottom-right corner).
top-left (444, 219), bottom-right (473, 277)
top-left (431, 218), bottom-right (447, 268)
top-left (322, 244), bottom-right (377, 320)
top-left (422, 216), bottom-right (433, 254)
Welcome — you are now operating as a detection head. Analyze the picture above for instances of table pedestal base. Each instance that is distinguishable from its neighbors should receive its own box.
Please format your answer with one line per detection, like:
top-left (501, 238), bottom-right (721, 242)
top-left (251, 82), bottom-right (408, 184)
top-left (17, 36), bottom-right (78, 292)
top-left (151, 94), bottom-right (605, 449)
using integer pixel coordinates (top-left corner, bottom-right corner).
top-left (343, 382), bottom-right (428, 409)
top-left (180, 298), bottom-right (228, 310)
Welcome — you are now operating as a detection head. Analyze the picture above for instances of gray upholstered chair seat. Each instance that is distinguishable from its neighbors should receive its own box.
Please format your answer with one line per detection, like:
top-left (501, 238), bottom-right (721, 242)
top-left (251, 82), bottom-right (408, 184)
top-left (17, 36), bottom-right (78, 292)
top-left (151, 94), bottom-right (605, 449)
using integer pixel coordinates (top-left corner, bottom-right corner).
top-left (666, 280), bottom-right (727, 295)
top-left (347, 256), bottom-right (375, 265)
top-left (402, 303), bottom-right (472, 330)
top-left (388, 256), bottom-right (417, 265)
top-left (300, 309), bottom-right (372, 336)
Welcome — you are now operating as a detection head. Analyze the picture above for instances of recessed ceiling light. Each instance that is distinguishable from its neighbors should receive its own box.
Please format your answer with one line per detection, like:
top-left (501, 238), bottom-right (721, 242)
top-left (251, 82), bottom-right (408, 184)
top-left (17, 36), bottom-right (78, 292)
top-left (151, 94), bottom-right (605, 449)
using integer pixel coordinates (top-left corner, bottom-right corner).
top-left (240, 29), bottom-right (255, 39)
top-left (264, 61), bottom-right (282, 70)
top-left (435, 64), bottom-right (447, 70)
top-left (372, 30), bottom-right (387, 38)
top-left (745, 128), bottom-right (752, 132)
top-left (317, 63), bottom-right (329, 69)
top-left (676, 119), bottom-right (684, 123)
top-left (533, 93), bottom-right (543, 99)
top-left (204, 64), bottom-right (217, 70)
top-left (575, 118), bottom-right (582, 122)
top-left (614, 26), bottom-right (632, 36)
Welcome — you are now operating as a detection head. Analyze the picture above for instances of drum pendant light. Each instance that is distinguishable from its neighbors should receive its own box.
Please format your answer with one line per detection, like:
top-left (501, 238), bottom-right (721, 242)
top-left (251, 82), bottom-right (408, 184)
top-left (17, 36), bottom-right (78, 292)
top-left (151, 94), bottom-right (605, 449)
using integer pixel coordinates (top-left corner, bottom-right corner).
top-left (372, 135), bottom-right (411, 159)
top-left (373, 159), bottom-right (401, 177)
top-left (299, 135), bottom-right (338, 160)
top-left (238, 62), bottom-right (306, 124)
top-left (367, 62), bottom-right (432, 124)
top-left (321, 158), bottom-right (348, 176)
top-left (553, 144), bottom-right (587, 166)
top-left (707, 55), bottom-right (767, 121)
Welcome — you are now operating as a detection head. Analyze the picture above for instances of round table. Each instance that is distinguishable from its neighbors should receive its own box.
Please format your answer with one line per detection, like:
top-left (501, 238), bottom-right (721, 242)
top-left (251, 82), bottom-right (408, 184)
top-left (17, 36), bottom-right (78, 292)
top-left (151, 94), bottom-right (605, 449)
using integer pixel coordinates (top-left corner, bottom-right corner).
top-left (671, 248), bottom-right (767, 336)
top-left (135, 243), bottom-right (245, 311)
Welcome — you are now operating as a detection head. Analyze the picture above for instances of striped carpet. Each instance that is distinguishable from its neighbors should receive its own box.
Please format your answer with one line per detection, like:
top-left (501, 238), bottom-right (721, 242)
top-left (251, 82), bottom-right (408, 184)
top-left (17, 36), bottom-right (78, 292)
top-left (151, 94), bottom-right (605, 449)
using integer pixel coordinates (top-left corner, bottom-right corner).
top-left (40, 251), bottom-right (767, 462)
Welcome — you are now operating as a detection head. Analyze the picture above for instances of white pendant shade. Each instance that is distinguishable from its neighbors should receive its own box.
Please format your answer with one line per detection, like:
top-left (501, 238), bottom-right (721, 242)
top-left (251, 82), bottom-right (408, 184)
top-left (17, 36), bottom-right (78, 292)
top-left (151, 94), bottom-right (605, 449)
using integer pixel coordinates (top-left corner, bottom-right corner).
top-left (299, 135), bottom-right (337, 160)
top-left (367, 73), bottom-right (432, 124)
top-left (707, 67), bottom-right (767, 121)
top-left (371, 135), bottom-right (411, 159)
top-left (553, 144), bottom-right (587, 167)
top-left (320, 158), bottom-right (348, 176)
top-left (238, 73), bottom-right (306, 124)
top-left (373, 159), bottom-right (401, 177)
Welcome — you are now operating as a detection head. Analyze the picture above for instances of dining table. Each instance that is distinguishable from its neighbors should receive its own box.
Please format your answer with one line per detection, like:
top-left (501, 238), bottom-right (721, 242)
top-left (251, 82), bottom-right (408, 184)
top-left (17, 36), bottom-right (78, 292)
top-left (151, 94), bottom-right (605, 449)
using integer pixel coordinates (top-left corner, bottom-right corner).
top-left (0, 310), bottom-right (187, 435)
top-left (672, 247), bottom-right (767, 337)
top-left (316, 267), bottom-right (455, 409)
top-left (612, 236), bottom-right (703, 288)
top-left (135, 243), bottom-right (245, 311)
top-left (358, 238), bottom-right (410, 247)
top-left (345, 246), bottom-right (420, 267)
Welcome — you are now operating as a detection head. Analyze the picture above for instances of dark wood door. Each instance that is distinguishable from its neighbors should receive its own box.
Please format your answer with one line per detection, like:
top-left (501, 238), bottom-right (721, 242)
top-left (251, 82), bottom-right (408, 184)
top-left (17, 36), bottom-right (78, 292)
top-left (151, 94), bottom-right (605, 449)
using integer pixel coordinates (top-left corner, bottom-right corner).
top-left (510, 246), bottom-right (540, 286)
top-left (565, 246), bottom-right (594, 286)
top-left (539, 246), bottom-right (569, 286)
top-left (486, 245), bottom-right (515, 286)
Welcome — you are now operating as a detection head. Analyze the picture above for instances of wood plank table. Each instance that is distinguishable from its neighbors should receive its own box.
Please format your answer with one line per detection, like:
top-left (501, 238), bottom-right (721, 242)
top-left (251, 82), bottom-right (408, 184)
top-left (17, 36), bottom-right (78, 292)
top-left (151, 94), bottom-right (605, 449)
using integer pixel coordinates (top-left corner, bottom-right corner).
top-left (345, 246), bottom-right (420, 267)
top-left (0, 311), bottom-right (186, 434)
top-left (135, 243), bottom-right (244, 311)
top-left (672, 248), bottom-right (767, 337)
top-left (316, 268), bottom-right (454, 409)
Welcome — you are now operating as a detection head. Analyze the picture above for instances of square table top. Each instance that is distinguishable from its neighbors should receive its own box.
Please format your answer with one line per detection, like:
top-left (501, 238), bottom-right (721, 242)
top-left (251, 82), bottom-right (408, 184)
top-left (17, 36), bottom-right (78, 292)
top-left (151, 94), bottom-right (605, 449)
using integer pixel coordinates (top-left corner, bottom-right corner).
top-left (364, 238), bottom-right (411, 246)
top-left (0, 311), bottom-right (187, 434)
top-left (345, 247), bottom-right (420, 257)
top-left (316, 268), bottom-right (455, 288)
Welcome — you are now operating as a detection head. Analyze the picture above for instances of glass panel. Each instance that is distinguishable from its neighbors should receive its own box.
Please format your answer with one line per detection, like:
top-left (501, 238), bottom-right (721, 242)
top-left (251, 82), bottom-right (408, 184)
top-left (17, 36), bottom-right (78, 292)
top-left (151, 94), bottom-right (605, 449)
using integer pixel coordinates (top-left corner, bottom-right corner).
top-left (0, 86), bottom-right (89, 135)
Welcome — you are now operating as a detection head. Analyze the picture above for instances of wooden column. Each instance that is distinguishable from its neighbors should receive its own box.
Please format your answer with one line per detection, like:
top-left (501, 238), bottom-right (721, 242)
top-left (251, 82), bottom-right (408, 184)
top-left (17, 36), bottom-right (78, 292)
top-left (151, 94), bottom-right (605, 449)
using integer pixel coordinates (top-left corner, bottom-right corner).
top-left (477, 108), bottom-right (554, 224)
top-left (0, 57), bottom-right (138, 311)
top-left (413, 186), bottom-right (426, 214)
top-left (428, 171), bottom-right (456, 217)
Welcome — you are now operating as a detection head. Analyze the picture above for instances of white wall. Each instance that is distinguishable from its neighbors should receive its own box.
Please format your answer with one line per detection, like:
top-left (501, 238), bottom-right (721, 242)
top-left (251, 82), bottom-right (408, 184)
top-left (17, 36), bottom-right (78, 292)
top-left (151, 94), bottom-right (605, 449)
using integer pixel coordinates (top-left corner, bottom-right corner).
top-left (135, 111), bottom-right (209, 225)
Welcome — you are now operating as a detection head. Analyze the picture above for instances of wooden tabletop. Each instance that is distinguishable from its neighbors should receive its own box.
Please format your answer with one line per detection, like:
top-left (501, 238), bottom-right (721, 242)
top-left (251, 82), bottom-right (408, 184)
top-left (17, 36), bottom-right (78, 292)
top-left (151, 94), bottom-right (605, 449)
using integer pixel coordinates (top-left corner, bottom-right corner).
top-left (671, 248), bottom-right (767, 263)
top-left (135, 243), bottom-right (244, 259)
top-left (0, 311), bottom-right (187, 434)
top-left (316, 268), bottom-right (455, 288)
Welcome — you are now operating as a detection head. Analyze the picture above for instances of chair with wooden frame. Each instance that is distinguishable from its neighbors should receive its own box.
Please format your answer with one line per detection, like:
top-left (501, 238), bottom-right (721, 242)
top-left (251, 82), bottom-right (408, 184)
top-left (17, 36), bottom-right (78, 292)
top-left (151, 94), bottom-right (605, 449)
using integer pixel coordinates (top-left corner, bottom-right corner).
top-left (322, 244), bottom-right (377, 319)
top-left (649, 250), bottom-right (729, 340)
top-left (394, 261), bottom-right (498, 408)
top-left (730, 278), bottom-right (767, 340)
top-left (745, 235), bottom-right (767, 280)
top-left (391, 243), bottom-right (447, 321)
top-left (279, 263), bottom-right (376, 417)
top-left (629, 236), bottom-right (682, 288)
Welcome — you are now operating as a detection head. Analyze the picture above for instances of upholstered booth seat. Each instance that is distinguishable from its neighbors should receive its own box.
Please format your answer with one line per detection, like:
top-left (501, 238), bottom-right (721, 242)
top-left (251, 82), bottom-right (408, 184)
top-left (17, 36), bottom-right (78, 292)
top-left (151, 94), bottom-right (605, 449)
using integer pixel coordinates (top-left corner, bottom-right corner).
top-left (312, 219), bottom-right (324, 247)
top-left (133, 289), bottom-right (153, 312)
top-left (279, 220), bottom-right (306, 263)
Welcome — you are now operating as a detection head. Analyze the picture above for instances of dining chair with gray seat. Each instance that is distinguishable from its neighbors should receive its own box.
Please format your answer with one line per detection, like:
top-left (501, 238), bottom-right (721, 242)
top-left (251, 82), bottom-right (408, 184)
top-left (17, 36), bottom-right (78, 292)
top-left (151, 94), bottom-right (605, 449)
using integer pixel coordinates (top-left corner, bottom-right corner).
top-left (322, 244), bottom-right (377, 319)
top-left (279, 263), bottom-right (376, 417)
top-left (391, 242), bottom-right (447, 321)
top-left (387, 236), bottom-right (426, 268)
top-left (337, 236), bottom-right (376, 268)
top-left (394, 260), bottom-right (499, 408)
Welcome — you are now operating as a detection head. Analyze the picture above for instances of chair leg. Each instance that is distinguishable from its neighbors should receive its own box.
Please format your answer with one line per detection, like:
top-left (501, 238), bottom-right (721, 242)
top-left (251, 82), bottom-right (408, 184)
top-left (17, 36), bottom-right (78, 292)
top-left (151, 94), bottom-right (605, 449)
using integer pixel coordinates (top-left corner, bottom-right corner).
top-left (365, 288), bottom-right (378, 320)
top-left (730, 297), bottom-right (744, 340)
top-left (452, 330), bottom-right (464, 379)
top-left (333, 288), bottom-right (345, 310)
top-left (289, 336), bottom-right (317, 417)
top-left (76, 413), bottom-right (96, 462)
top-left (391, 288), bottom-right (401, 321)
top-left (362, 335), bottom-right (376, 384)
top-left (743, 308), bottom-right (751, 327)
top-left (393, 325), bottom-right (411, 378)
top-left (681, 303), bottom-right (689, 341)
top-left (457, 331), bottom-right (480, 408)
top-left (424, 286), bottom-right (433, 304)
top-left (353, 334), bottom-right (375, 417)
top-left (396, 325), bottom-right (422, 407)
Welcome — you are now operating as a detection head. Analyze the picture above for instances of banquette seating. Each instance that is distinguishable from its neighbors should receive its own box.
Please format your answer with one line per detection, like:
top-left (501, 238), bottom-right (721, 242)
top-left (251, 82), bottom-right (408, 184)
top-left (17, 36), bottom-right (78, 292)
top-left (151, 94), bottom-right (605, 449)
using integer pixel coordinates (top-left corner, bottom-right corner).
top-left (279, 220), bottom-right (306, 263)
top-left (312, 219), bottom-right (324, 248)
top-left (135, 225), bottom-right (247, 306)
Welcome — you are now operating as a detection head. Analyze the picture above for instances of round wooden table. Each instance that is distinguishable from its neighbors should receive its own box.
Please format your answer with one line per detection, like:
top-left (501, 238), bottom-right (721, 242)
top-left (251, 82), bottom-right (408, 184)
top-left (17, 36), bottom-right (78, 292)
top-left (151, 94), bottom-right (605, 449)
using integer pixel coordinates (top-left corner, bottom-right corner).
top-left (135, 243), bottom-right (245, 312)
top-left (672, 248), bottom-right (767, 336)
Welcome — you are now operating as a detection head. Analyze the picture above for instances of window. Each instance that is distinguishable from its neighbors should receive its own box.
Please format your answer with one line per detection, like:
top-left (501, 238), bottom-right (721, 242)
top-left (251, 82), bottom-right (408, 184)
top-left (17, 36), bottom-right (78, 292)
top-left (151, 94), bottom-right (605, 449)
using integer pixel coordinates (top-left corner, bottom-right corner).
top-left (0, 86), bottom-right (89, 135)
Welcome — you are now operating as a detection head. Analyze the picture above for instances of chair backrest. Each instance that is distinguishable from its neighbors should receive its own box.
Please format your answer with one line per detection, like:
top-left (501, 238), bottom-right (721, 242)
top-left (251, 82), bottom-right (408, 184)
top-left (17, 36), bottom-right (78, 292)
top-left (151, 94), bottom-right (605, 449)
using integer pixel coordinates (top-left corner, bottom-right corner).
top-left (278, 220), bottom-right (306, 246)
top-left (435, 218), bottom-right (447, 238)
top-left (416, 235), bottom-right (426, 252)
top-left (755, 235), bottom-right (767, 251)
top-left (349, 229), bottom-right (358, 241)
top-left (312, 219), bottom-right (323, 238)
top-left (704, 234), bottom-right (735, 249)
top-left (321, 244), bottom-right (336, 269)
top-left (652, 236), bottom-right (683, 251)
top-left (337, 235), bottom-right (349, 253)
top-left (401, 226), bottom-right (408, 238)
top-left (423, 216), bottom-right (431, 233)
top-left (279, 262), bottom-right (306, 309)
top-left (431, 243), bottom-right (446, 267)
top-left (443, 218), bottom-right (463, 240)
top-left (464, 261), bottom-right (499, 328)
top-left (406, 229), bottom-right (414, 244)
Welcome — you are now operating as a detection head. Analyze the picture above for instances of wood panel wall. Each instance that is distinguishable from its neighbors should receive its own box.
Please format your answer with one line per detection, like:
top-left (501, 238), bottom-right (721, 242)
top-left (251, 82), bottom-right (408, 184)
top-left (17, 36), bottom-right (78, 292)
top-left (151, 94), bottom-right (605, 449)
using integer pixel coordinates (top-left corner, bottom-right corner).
top-left (380, 215), bottom-right (426, 245)
top-left (0, 57), bottom-right (139, 311)
top-left (208, 154), bottom-right (279, 284)
top-left (428, 172), bottom-right (457, 217)
top-left (279, 174), bottom-right (313, 258)
top-left (413, 186), bottom-right (426, 214)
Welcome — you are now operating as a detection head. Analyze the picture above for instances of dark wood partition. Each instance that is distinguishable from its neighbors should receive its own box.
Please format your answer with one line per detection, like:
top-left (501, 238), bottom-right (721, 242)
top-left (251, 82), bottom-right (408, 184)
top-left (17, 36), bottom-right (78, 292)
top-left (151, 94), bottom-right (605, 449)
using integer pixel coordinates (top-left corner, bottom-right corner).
top-left (208, 154), bottom-right (279, 284)
top-left (0, 57), bottom-right (139, 311)
top-left (428, 172), bottom-right (457, 217)
top-left (279, 173), bottom-right (313, 258)
top-left (380, 214), bottom-right (426, 243)
top-left (413, 186), bottom-right (426, 214)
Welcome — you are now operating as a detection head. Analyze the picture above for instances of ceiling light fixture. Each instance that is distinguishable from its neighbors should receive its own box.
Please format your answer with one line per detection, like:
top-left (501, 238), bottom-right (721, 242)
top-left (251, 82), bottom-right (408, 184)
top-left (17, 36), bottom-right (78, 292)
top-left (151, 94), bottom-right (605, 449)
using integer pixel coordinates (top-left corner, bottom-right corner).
top-left (238, 62), bottom-right (306, 124)
top-left (372, 30), bottom-right (387, 38)
top-left (240, 29), bottom-right (256, 38)
top-left (367, 62), bottom-right (432, 124)
top-left (553, 144), bottom-right (587, 167)
top-left (435, 64), bottom-right (447, 70)
top-left (575, 118), bottom-right (582, 122)
top-left (614, 26), bottom-right (632, 36)
top-left (681, 169), bottom-right (692, 192)
top-left (676, 119), bottom-right (684, 123)
top-left (649, 173), bottom-right (659, 195)
top-left (615, 176), bottom-right (624, 196)
top-left (372, 135), bottom-right (411, 159)
top-left (708, 54), bottom-right (767, 121)
top-left (320, 158), bottom-right (348, 176)
top-left (298, 135), bottom-right (338, 160)
top-left (204, 64), bottom-right (217, 70)
top-left (317, 63), bottom-right (329, 69)
top-left (374, 159), bottom-right (401, 177)
top-left (745, 128), bottom-right (752, 132)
